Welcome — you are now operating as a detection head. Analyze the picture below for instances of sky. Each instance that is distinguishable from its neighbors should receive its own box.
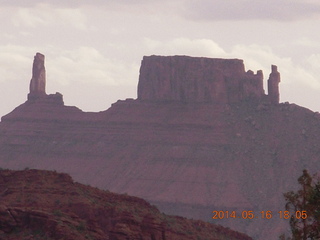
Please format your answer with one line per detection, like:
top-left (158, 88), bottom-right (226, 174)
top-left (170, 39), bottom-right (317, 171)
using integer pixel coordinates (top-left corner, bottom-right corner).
top-left (0, 0), bottom-right (320, 117)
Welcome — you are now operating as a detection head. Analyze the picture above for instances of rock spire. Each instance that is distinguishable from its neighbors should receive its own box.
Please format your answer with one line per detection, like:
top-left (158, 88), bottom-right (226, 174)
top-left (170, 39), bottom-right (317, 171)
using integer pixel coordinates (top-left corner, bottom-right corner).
top-left (267, 65), bottom-right (281, 104)
top-left (28, 52), bottom-right (46, 100)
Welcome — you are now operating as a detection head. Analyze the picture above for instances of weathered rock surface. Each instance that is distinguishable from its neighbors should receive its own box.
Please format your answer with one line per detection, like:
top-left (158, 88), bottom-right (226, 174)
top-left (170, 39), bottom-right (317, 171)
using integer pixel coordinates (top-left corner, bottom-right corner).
top-left (138, 55), bottom-right (278, 104)
top-left (29, 53), bottom-right (46, 98)
top-left (0, 54), bottom-right (319, 239)
top-left (267, 65), bottom-right (280, 104)
top-left (27, 53), bottom-right (63, 104)
top-left (0, 169), bottom-right (252, 240)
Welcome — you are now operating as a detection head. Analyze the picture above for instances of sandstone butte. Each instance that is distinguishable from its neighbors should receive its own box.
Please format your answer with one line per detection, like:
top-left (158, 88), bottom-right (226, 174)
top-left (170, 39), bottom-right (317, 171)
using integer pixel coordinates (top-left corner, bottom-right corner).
top-left (0, 53), bottom-right (320, 239)
top-left (0, 169), bottom-right (253, 240)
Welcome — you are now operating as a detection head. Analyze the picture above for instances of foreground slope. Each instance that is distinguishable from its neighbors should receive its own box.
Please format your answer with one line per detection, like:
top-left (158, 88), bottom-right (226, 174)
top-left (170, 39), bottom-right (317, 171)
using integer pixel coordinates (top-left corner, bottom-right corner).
top-left (0, 169), bottom-right (252, 240)
top-left (1, 54), bottom-right (319, 239)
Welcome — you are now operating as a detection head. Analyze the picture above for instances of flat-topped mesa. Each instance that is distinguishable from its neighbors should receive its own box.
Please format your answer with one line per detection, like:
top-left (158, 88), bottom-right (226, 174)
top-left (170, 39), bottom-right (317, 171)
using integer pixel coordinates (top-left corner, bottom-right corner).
top-left (137, 55), bottom-right (280, 104)
top-left (27, 53), bottom-right (63, 105)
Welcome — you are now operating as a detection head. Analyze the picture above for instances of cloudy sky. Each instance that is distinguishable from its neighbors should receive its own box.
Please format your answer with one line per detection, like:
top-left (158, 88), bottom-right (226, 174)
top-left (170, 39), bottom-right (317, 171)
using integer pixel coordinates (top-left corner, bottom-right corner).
top-left (0, 0), bottom-right (320, 117)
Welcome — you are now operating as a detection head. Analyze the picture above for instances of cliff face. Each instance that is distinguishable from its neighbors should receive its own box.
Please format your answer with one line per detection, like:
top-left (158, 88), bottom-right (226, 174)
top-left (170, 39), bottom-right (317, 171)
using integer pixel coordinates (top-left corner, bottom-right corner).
top-left (138, 55), bottom-right (278, 104)
top-left (0, 53), bottom-right (318, 240)
top-left (0, 169), bottom-right (252, 240)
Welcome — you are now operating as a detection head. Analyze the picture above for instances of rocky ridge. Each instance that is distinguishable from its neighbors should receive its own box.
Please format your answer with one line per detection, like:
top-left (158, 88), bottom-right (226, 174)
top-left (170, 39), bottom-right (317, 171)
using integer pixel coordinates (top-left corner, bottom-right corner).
top-left (0, 169), bottom-right (252, 240)
top-left (0, 53), bottom-right (319, 239)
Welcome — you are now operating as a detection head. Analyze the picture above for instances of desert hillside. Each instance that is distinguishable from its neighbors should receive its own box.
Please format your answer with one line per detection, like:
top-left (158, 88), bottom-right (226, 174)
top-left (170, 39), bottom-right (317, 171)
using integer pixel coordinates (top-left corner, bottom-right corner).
top-left (0, 169), bottom-right (252, 240)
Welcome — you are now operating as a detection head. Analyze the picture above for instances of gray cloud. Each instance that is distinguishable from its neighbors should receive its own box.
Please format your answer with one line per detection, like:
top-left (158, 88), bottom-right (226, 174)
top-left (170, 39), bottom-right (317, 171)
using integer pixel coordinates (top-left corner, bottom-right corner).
top-left (0, 0), bottom-right (83, 7)
top-left (183, 0), bottom-right (320, 21)
top-left (3, 0), bottom-right (319, 21)
top-left (0, 0), bottom-right (160, 8)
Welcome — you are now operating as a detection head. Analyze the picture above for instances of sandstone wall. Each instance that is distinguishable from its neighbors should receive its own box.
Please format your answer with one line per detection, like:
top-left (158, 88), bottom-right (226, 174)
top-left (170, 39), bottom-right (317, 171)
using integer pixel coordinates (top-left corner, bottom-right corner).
top-left (138, 55), bottom-right (266, 104)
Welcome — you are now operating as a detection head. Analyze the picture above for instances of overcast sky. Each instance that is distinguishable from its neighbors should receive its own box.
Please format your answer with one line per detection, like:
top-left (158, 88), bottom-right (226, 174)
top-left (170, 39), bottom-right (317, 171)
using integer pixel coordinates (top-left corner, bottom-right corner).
top-left (0, 0), bottom-right (320, 117)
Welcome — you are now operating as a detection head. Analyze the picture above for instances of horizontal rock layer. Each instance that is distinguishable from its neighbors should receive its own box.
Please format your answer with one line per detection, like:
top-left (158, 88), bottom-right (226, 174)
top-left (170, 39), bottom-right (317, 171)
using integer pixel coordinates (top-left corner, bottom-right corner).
top-left (0, 99), bottom-right (320, 239)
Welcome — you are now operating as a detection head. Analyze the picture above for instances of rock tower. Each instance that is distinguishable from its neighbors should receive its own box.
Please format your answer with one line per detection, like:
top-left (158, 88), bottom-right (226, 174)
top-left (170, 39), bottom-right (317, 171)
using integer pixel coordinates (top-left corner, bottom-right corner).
top-left (267, 65), bottom-right (281, 104)
top-left (26, 53), bottom-right (63, 105)
top-left (28, 53), bottom-right (46, 100)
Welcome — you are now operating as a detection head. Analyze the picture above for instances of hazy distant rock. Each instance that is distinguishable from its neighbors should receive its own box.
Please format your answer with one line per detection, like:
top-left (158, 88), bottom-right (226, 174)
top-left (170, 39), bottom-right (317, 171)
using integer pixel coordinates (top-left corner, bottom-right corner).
top-left (0, 54), bottom-right (318, 240)
top-left (138, 55), bottom-right (279, 104)
top-left (27, 53), bottom-right (63, 105)
top-left (268, 65), bottom-right (281, 104)
top-left (28, 53), bottom-right (46, 100)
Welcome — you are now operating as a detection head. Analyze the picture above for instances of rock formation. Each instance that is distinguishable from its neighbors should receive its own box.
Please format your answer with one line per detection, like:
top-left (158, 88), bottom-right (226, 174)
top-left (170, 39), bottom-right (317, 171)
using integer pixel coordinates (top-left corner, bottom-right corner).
top-left (268, 65), bottom-right (281, 104)
top-left (0, 169), bottom-right (252, 240)
top-left (138, 55), bottom-right (279, 104)
top-left (27, 53), bottom-right (63, 105)
top-left (0, 54), bottom-right (318, 240)
top-left (28, 53), bottom-right (46, 100)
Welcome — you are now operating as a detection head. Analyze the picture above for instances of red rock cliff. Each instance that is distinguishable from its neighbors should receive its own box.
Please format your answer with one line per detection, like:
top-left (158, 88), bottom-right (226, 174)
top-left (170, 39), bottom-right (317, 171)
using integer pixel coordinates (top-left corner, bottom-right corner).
top-left (138, 55), bottom-right (279, 104)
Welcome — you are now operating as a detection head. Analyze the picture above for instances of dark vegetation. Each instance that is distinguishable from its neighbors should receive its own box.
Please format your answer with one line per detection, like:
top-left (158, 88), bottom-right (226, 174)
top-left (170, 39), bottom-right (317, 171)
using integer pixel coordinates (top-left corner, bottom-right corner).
top-left (280, 170), bottom-right (320, 239)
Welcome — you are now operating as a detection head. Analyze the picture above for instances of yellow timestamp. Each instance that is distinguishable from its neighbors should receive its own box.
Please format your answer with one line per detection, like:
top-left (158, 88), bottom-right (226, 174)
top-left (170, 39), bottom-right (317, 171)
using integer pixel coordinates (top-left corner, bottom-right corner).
top-left (212, 210), bottom-right (308, 220)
